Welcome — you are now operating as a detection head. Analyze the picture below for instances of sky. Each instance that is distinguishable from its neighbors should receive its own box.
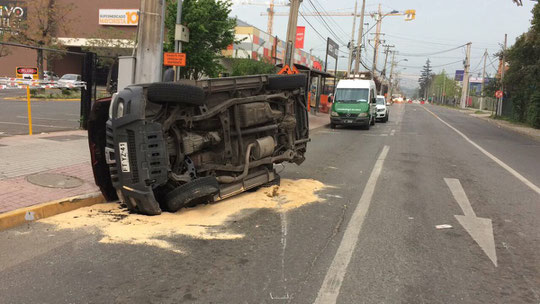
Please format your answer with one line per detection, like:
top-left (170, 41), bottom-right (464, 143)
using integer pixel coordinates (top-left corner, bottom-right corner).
top-left (230, 0), bottom-right (537, 89)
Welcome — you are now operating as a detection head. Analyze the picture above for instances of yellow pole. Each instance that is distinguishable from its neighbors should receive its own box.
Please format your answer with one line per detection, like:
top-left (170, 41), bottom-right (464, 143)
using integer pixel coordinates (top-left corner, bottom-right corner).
top-left (26, 85), bottom-right (33, 135)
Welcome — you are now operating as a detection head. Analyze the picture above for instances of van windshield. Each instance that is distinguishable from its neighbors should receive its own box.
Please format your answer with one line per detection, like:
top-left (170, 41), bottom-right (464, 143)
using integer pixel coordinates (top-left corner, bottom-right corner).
top-left (335, 88), bottom-right (369, 103)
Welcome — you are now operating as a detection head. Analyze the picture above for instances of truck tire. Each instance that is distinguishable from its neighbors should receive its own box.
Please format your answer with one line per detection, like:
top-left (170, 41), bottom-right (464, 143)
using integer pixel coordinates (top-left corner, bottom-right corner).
top-left (164, 176), bottom-right (220, 212)
top-left (147, 82), bottom-right (205, 105)
top-left (267, 74), bottom-right (307, 90)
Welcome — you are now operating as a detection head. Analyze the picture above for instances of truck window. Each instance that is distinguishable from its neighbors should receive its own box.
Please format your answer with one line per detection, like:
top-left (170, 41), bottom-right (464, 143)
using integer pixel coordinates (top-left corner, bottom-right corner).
top-left (335, 88), bottom-right (369, 103)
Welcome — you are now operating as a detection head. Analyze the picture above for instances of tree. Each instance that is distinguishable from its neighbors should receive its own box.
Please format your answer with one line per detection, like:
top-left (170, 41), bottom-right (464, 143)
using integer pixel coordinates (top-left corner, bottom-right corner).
top-left (9, 0), bottom-right (75, 79)
top-left (503, 2), bottom-right (540, 126)
top-left (83, 27), bottom-right (135, 92)
top-left (229, 58), bottom-right (276, 76)
top-left (418, 59), bottom-right (433, 98)
top-left (164, 0), bottom-right (237, 79)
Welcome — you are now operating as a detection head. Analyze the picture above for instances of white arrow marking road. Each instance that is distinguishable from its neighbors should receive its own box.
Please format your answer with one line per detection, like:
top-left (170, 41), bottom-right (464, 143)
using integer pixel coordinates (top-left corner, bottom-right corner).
top-left (444, 178), bottom-right (498, 266)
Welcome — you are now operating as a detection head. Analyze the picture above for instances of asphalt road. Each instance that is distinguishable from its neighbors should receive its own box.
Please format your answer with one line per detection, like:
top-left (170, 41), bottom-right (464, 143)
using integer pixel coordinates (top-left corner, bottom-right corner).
top-left (1, 104), bottom-right (539, 304)
top-left (0, 91), bottom-right (81, 137)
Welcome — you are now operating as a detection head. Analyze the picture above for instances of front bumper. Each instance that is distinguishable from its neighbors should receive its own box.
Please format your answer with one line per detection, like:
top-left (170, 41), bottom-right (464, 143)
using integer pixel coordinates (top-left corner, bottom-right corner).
top-left (331, 116), bottom-right (370, 126)
top-left (376, 111), bottom-right (387, 119)
top-left (106, 86), bottom-right (169, 215)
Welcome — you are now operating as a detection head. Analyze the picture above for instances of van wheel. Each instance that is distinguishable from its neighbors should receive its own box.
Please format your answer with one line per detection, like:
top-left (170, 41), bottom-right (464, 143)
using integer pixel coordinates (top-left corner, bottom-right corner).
top-left (364, 123), bottom-right (370, 130)
top-left (330, 123), bottom-right (336, 129)
top-left (164, 177), bottom-right (220, 212)
top-left (147, 82), bottom-right (205, 105)
top-left (370, 116), bottom-right (375, 125)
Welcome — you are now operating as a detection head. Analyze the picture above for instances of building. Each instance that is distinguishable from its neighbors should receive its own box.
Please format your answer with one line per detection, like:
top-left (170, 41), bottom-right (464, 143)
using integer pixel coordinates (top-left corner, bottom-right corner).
top-left (0, 1), bottom-right (321, 80)
top-left (222, 20), bottom-right (323, 71)
top-left (0, 0), bottom-right (138, 78)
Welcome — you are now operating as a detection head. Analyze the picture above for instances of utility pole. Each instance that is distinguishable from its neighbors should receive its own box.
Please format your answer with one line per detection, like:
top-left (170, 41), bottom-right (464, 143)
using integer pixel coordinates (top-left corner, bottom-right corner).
top-left (498, 34), bottom-right (507, 116)
top-left (174, 0), bottom-right (183, 80)
top-left (353, 0), bottom-right (366, 75)
top-left (381, 45), bottom-right (394, 78)
top-left (346, 0), bottom-right (358, 77)
top-left (371, 3), bottom-right (382, 76)
top-left (480, 49), bottom-right (488, 111)
top-left (460, 42), bottom-right (472, 109)
top-left (442, 74), bottom-right (446, 104)
top-left (284, 0), bottom-right (302, 67)
top-left (387, 51), bottom-right (395, 104)
top-left (135, 0), bottom-right (166, 83)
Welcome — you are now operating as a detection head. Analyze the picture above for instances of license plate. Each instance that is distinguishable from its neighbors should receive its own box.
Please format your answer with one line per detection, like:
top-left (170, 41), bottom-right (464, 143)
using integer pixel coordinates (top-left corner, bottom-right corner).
top-left (344, 119), bottom-right (353, 123)
top-left (119, 142), bottom-right (130, 172)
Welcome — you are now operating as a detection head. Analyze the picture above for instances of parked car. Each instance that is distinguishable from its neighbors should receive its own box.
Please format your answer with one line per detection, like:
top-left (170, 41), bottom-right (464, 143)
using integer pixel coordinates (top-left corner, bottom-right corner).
top-left (59, 74), bottom-right (81, 84)
top-left (43, 71), bottom-right (59, 81)
top-left (375, 95), bottom-right (389, 122)
top-left (330, 78), bottom-right (377, 130)
top-left (88, 74), bottom-right (310, 215)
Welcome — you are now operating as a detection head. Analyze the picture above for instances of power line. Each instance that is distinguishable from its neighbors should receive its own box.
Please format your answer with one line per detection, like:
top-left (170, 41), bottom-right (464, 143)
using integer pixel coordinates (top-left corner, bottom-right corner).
top-left (398, 45), bottom-right (466, 57)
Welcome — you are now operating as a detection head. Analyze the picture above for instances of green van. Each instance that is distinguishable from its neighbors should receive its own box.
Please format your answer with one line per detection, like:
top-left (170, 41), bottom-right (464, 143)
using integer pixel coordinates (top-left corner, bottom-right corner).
top-left (330, 78), bottom-right (378, 129)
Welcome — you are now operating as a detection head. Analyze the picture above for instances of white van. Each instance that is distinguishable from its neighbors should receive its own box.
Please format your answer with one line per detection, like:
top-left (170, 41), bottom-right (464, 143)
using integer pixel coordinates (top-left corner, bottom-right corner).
top-left (330, 78), bottom-right (378, 129)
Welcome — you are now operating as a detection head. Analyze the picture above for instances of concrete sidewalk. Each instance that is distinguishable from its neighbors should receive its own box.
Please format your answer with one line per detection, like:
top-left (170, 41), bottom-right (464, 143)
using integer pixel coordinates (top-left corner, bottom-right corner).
top-left (0, 130), bottom-right (99, 214)
top-left (0, 113), bottom-right (330, 216)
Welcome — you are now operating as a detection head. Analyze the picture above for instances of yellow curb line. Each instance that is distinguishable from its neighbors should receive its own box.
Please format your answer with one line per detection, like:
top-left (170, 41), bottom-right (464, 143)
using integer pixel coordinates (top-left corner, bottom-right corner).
top-left (0, 192), bottom-right (106, 231)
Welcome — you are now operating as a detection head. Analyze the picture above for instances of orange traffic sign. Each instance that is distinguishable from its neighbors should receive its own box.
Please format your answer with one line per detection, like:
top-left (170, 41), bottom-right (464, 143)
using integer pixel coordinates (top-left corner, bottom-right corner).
top-left (164, 52), bottom-right (186, 66)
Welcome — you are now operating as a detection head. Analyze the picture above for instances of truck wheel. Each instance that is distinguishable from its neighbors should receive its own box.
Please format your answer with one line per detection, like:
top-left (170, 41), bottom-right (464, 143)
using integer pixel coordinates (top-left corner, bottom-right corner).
top-left (330, 122), bottom-right (336, 129)
top-left (267, 74), bottom-right (307, 90)
top-left (364, 123), bottom-right (370, 130)
top-left (147, 82), bottom-right (205, 105)
top-left (164, 177), bottom-right (220, 212)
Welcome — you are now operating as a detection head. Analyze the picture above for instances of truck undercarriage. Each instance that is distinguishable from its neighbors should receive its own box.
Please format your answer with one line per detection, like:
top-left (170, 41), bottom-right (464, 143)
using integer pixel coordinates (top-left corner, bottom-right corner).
top-left (89, 74), bottom-right (309, 215)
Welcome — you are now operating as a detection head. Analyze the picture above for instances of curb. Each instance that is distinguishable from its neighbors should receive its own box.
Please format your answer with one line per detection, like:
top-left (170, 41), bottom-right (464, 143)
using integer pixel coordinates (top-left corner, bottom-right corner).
top-left (0, 192), bottom-right (105, 231)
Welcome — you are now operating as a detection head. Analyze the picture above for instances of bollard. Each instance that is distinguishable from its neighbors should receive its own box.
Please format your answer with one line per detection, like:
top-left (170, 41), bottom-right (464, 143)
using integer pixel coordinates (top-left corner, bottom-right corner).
top-left (26, 85), bottom-right (33, 135)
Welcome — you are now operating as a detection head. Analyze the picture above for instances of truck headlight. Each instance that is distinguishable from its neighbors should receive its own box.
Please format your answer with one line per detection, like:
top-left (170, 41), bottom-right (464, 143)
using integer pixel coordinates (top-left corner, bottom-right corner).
top-left (358, 112), bottom-right (368, 117)
top-left (331, 111), bottom-right (339, 117)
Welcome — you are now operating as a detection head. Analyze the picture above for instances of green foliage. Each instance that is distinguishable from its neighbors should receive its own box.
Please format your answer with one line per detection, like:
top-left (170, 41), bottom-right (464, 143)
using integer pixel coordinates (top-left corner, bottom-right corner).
top-left (165, 0), bottom-right (237, 79)
top-left (503, 3), bottom-right (540, 127)
top-left (417, 59), bottom-right (433, 97)
top-left (427, 70), bottom-right (459, 101)
top-left (230, 58), bottom-right (276, 76)
top-left (528, 92), bottom-right (540, 128)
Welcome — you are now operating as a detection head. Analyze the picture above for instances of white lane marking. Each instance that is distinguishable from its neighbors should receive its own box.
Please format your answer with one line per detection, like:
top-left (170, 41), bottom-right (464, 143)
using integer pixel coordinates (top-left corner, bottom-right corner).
top-left (0, 121), bottom-right (64, 128)
top-left (422, 106), bottom-right (540, 195)
top-left (16, 116), bottom-right (79, 122)
top-left (390, 129), bottom-right (396, 136)
top-left (314, 146), bottom-right (390, 304)
top-left (445, 178), bottom-right (497, 266)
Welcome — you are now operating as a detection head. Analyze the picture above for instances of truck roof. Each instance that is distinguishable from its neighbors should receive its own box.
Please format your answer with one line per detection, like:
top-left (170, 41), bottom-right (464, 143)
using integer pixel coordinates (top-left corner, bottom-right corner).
top-left (336, 79), bottom-right (375, 89)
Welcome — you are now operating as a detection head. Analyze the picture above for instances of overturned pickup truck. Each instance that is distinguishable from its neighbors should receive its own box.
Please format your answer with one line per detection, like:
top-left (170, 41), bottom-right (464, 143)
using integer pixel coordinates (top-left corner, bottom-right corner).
top-left (88, 74), bottom-right (310, 215)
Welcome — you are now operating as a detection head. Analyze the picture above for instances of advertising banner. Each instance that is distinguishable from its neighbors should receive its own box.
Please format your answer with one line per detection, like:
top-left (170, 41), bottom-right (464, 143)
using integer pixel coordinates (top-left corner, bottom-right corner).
top-left (99, 9), bottom-right (139, 26)
top-left (295, 26), bottom-right (305, 49)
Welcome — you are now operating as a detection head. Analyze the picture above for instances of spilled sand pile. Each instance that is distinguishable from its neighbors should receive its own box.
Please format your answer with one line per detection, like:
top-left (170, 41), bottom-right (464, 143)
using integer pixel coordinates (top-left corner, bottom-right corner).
top-left (41, 179), bottom-right (326, 254)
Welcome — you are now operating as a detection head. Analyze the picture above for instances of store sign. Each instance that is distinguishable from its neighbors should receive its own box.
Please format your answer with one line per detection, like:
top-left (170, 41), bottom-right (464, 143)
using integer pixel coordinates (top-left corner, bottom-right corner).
top-left (326, 38), bottom-right (339, 60)
top-left (0, 1), bottom-right (27, 33)
top-left (99, 9), bottom-right (139, 26)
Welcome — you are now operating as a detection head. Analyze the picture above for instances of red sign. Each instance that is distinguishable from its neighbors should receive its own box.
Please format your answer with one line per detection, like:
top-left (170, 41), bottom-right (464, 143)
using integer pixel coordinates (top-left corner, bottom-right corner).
top-left (16, 67), bottom-right (38, 75)
top-left (295, 26), bottom-right (305, 49)
top-left (495, 90), bottom-right (503, 98)
top-left (163, 52), bottom-right (186, 66)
